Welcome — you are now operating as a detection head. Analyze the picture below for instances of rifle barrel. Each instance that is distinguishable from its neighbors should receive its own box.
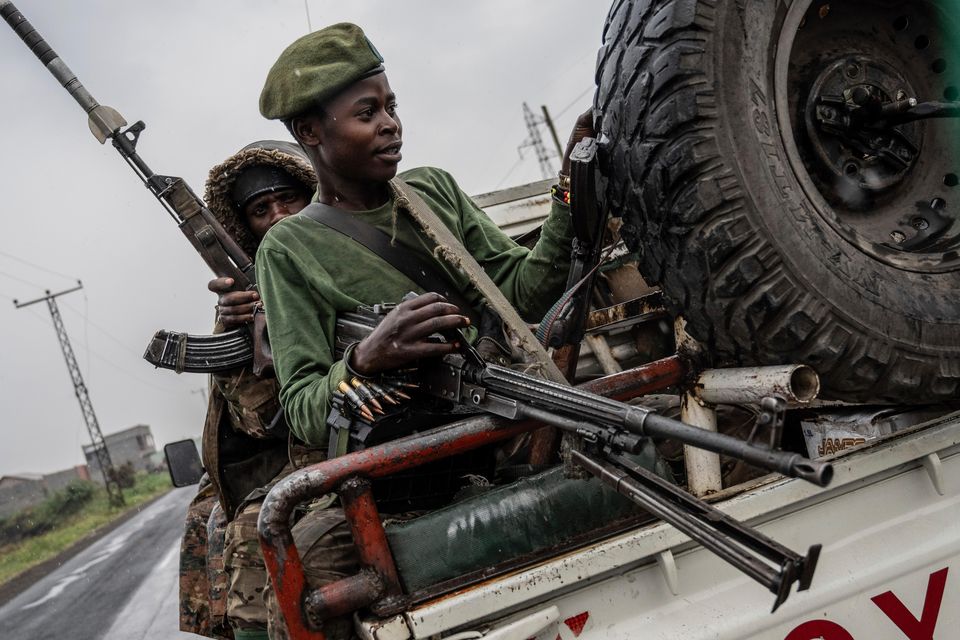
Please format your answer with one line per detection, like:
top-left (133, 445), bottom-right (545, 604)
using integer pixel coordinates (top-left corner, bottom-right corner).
top-left (479, 363), bottom-right (833, 487)
top-left (637, 413), bottom-right (833, 487)
top-left (3, 0), bottom-right (255, 286)
top-left (1, 1), bottom-right (98, 113)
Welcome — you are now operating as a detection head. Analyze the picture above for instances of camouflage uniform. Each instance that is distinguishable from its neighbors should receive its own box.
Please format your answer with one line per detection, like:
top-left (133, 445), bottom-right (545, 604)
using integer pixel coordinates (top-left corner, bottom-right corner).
top-left (177, 140), bottom-right (317, 640)
top-left (207, 502), bottom-right (232, 638)
top-left (179, 477), bottom-right (217, 636)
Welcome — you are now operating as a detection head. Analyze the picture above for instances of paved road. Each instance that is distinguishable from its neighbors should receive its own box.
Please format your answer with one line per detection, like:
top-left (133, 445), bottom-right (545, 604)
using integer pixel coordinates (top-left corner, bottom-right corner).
top-left (0, 486), bottom-right (200, 640)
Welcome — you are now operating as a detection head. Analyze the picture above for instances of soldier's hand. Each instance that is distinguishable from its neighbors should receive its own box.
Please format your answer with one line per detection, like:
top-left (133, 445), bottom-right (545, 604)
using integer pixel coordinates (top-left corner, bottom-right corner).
top-left (349, 292), bottom-right (470, 375)
top-left (208, 277), bottom-right (262, 328)
top-left (561, 109), bottom-right (596, 176)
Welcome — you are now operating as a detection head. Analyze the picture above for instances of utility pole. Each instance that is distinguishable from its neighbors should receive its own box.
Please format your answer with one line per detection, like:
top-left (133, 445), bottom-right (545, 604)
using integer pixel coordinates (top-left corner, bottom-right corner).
top-left (14, 282), bottom-right (125, 506)
top-left (540, 104), bottom-right (565, 159)
top-left (519, 102), bottom-right (558, 179)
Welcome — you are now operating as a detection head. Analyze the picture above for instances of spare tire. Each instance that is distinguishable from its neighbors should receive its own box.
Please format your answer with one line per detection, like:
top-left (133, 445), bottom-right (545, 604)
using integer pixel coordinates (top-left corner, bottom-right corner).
top-left (594, 0), bottom-right (960, 402)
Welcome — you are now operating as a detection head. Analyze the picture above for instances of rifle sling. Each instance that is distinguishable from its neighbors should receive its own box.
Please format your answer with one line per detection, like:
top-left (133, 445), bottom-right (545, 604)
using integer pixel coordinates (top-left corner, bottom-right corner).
top-left (389, 178), bottom-right (567, 385)
top-left (299, 202), bottom-right (478, 323)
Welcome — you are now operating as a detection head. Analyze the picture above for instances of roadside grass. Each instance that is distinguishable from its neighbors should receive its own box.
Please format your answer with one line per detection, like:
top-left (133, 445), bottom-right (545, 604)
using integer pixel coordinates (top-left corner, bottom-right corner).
top-left (0, 472), bottom-right (172, 586)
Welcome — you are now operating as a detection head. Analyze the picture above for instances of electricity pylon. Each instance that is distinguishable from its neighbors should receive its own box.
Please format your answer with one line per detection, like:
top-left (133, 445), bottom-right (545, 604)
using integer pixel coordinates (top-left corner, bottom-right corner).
top-left (519, 102), bottom-right (563, 179)
top-left (14, 282), bottom-right (125, 506)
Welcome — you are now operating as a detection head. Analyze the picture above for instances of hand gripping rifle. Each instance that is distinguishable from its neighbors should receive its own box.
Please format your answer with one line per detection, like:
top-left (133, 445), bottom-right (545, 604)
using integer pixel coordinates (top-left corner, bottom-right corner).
top-left (331, 307), bottom-right (833, 610)
top-left (1, 1), bottom-right (269, 375)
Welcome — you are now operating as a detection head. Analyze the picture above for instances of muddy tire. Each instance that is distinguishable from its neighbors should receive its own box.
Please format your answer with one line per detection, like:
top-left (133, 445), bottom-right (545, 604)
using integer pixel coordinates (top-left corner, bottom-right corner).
top-left (594, 0), bottom-right (960, 402)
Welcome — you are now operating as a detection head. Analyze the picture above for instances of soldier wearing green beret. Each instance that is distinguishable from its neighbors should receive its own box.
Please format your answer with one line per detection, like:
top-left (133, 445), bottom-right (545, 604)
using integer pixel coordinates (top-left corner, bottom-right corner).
top-left (255, 23), bottom-right (594, 639)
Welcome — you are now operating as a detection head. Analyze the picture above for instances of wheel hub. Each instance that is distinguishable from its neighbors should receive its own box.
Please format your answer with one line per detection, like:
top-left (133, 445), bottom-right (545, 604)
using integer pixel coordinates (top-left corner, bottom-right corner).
top-left (781, 0), bottom-right (960, 272)
top-left (806, 56), bottom-right (922, 194)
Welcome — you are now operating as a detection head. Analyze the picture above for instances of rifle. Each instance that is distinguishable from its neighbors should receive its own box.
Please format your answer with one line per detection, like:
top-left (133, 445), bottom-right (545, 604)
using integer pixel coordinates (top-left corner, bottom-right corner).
top-left (536, 137), bottom-right (606, 377)
top-left (325, 302), bottom-right (832, 610)
top-left (0, 1), bottom-right (270, 375)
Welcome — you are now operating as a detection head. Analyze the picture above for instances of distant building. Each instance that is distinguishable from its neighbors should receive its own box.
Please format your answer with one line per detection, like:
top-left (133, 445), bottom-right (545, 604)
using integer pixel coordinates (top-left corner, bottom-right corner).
top-left (0, 465), bottom-right (91, 518)
top-left (82, 424), bottom-right (157, 476)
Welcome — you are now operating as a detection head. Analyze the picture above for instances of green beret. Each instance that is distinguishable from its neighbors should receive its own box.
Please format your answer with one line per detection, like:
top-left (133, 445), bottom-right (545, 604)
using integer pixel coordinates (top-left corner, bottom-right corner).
top-left (260, 23), bottom-right (385, 120)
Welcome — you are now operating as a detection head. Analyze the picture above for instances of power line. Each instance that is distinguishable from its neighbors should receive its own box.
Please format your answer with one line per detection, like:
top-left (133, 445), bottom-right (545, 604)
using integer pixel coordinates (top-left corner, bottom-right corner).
top-left (527, 48), bottom-right (597, 99)
top-left (0, 269), bottom-right (45, 289)
top-left (85, 346), bottom-right (195, 397)
top-left (60, 299), bottom-right (154, 361)
top-left (494, 155), bottom-right (526, 190)
top-left (0, 249), bottom-right (78, 282)
top-left (554, 86), bottom-right (594, 119)
top-left (17, 303), bottom-right (195, 397)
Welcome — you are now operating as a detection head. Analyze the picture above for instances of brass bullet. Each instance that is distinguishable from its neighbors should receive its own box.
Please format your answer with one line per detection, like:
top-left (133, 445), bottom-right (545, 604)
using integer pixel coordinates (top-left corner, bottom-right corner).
top-left (368, 382), bottom-right (400, 405)
top-left (351, 377), bottom-right (384, 413)
top-left (382, 382), bottom-right (412, 401)
top-left (338, 381), bottom-right (374, 421)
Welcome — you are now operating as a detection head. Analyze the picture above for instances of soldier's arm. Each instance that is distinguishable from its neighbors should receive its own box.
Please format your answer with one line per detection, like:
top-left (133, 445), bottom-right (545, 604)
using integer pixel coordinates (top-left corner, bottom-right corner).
top-left (255, 244), bottom-right (344, 447)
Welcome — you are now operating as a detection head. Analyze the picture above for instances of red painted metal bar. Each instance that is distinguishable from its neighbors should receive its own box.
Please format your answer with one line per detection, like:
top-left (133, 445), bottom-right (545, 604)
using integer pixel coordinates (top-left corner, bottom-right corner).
top-left (341, 478), bottom-right (403, 595)
top-left (304, 570), bottom-right (384, 624)
top-left (588, 354), bottom-right (686, 400)
top-left (259, 355), bottom-right (687, 639)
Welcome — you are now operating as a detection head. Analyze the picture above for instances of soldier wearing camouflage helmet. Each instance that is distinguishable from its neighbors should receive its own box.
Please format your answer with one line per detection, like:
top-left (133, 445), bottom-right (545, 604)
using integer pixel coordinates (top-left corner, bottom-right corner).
top-left (179, 140), bottom-right (317, 640)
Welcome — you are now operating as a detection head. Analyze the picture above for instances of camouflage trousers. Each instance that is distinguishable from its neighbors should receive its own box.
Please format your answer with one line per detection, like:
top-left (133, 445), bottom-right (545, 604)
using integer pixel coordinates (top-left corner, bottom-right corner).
top-left (179, 480), bottom-right (232, 639)
top-left (223, 499), bottom-right (271, 637)
top-left (221, 450), bottom-right (330, 639)
top-left (179, 482), bottom-right (216, 636)
top-left (208, 501), bottom-right (232, 638)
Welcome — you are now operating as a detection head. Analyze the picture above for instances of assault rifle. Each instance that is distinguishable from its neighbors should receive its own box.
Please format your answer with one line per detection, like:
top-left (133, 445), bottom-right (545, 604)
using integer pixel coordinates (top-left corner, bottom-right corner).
top-left (325, 303), bottom-right (832, 610)
top-left (1, 1), bottom-right (270, 375)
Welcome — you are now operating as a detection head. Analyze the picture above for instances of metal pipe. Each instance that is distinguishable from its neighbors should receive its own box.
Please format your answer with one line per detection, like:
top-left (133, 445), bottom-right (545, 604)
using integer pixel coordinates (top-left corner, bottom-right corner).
top-left (695, 365), bottom-right (820, 405)
top-left (681, 393), bottom-right (722, 496)
top-left (304, 570), bottom-right (383, 624)
top-left (673, 317), bottom-right (722, 495)
top-left (584, 334), bottom-right (623, 376)
top-left (340, 478), bottom-right (403, 598)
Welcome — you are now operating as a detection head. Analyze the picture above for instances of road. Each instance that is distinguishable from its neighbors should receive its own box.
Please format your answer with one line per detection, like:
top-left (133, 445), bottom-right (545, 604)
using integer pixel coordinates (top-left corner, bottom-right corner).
top-left (0, 486), bottom-right (200, 640)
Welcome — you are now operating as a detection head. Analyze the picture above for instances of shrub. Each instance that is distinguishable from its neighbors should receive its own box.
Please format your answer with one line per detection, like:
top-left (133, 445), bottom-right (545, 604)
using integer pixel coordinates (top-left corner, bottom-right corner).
top-left (0, 480), bottom-right (96, 546)
top-left (43, 480), bottom-right (96, 517)
top-left (108, 462), bottom-right (136, 489)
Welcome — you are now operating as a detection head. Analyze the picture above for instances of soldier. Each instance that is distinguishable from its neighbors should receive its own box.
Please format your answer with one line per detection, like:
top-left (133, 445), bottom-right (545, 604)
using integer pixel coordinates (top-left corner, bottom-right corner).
top-left (254, 23), bottom-right (594, 639)
top-left (179, 140), bottom-right (317, 640)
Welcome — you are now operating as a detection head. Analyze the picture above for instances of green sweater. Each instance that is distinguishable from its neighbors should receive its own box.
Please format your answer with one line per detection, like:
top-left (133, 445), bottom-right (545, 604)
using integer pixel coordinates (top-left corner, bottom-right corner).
top-left (256, 167), bottom-right (572, 446)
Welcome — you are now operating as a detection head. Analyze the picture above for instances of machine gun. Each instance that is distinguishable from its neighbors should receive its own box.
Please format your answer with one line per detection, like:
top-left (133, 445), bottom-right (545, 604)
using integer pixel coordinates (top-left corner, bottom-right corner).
top-left (322, 302), bottom-right (831, 610)
top-left (0, 0), bottom-right (270, 375)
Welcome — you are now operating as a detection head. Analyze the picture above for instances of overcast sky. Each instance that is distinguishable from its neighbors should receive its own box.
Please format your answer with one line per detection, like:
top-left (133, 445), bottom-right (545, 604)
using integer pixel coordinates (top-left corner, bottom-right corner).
top-left (0, 1), bottom-right (610, 476)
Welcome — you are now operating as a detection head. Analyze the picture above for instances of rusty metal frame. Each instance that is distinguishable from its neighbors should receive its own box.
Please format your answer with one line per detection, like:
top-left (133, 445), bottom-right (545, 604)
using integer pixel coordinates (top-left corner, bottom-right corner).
top-left (258, 356), bottom-right (687, 640)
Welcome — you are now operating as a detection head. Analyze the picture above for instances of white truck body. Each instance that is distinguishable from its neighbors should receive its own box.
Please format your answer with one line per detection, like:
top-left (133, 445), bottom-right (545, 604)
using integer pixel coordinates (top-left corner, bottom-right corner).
top-left (358, 412), bottom-right (959, 640)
